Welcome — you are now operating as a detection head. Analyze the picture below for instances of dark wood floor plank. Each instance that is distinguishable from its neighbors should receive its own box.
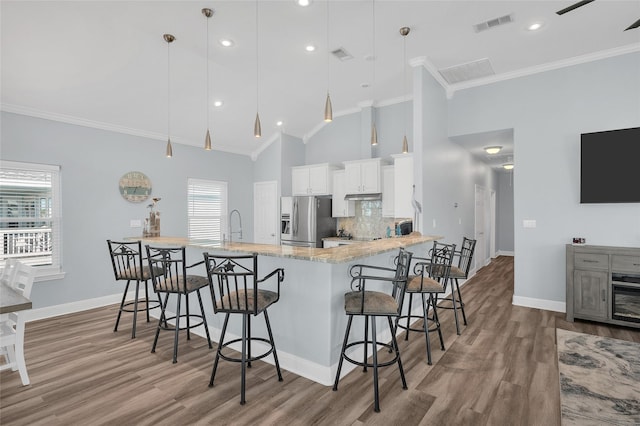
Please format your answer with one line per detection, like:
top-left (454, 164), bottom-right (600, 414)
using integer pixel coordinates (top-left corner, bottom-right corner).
top-left (2, 255), bottom-right (639, 425)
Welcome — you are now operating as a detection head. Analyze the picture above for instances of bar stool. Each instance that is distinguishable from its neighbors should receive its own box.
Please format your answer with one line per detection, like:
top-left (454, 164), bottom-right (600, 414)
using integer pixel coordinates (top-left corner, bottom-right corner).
top-left (333, 248), bottom-right (413, 413)
top-left (145, 245), bottom-right (212, 363)
top-left (203, 252), bottom-right (284, 405)
top-left (0, 259), bottom-right (35, 386)
top-left (397, 241), bottom-right (455, 365)
top-left (439, 237), bottom-right (476, 334)
top-left (107, 240), bottom-right (162, 338)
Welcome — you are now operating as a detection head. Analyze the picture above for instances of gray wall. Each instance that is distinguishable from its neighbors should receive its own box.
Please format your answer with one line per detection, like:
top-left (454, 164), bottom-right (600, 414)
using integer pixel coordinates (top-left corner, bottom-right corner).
top-left (1, 112), bottom-right (254, 309)
top-left (497, 172), bottom-right (515, 253)
top-left (280, 133), bottom-right (305, 196)
top-left (448, 52), bottom-right (640, 305)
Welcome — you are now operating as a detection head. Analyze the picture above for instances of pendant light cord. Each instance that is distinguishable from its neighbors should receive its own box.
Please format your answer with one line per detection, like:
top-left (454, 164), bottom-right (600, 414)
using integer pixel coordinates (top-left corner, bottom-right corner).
top-left (167, 40), bottom-right (171, 140)
top-left (256, 0), bottom-right (259, 114)
top-left (206, 14), bottom-right (210, 130)
top-left (403, 30), bottom-right (407, 139)
top-left (326, 0), bottom-right (329, 96)
top-left (372, 0), bottom-right (375, 109)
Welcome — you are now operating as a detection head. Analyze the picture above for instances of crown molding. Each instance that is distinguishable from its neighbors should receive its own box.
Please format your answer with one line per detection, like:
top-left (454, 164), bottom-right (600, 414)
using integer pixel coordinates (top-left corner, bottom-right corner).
top-left (251, 131), bottom-right (281, 161)
top-left (0, 103), bottom-right (253, 157)
top-left (448, 43), bottom-right (640, 94)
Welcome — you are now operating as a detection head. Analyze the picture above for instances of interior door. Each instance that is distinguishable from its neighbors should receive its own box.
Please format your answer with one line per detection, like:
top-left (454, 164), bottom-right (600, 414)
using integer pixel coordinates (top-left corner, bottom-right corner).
top-left (474, 185), bottom-right (486, 270)
top-left (254, 181), bottom-right (278, 245)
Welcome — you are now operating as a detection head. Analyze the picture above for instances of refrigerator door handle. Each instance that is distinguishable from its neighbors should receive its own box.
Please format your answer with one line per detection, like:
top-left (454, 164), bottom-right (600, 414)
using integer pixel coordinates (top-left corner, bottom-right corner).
top-left (293, 199), bottom-right (298, 236)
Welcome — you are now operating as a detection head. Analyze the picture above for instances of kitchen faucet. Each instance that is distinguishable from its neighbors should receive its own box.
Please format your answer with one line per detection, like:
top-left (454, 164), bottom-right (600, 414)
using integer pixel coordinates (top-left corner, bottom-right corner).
top-left (229, 209), bottom-right (242, 242)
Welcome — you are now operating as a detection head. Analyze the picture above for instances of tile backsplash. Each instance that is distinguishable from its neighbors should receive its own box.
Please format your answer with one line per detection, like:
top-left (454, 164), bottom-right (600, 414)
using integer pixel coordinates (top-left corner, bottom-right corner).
top-left (336, 201), bottom-right (406, 239)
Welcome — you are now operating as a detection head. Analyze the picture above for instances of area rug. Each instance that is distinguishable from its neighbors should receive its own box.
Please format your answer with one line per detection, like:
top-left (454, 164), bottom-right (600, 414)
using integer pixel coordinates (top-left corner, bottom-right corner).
top-left (556, 328), bottom-right (640, 425)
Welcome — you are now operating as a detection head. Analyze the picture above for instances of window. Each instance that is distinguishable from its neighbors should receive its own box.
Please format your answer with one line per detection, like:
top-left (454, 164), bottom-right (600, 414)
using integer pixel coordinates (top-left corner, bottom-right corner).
top-left (0, 160), bottom-right (64, 280)
top-left (187, 178), bottom-right (227, 241)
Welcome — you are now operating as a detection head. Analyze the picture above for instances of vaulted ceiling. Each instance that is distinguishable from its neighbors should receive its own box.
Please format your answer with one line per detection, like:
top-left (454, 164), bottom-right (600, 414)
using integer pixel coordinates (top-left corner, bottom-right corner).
top-left (2, 1), bottom-right (639, 160)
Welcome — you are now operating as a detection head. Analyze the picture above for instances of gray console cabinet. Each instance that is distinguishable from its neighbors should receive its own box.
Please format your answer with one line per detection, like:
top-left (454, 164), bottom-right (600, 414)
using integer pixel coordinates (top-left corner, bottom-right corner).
top-left (566, 244), bottom-right (640, 329)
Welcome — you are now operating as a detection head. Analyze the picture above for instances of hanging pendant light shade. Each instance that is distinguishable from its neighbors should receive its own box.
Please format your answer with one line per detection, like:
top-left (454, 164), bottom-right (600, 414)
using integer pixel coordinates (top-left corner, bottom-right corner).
top-left (400, 26), bottom-right (410, 154)
top-left (324, 0), bottom-right (333, 122)
top-left (324, 93), bottom-right (333, 122)
top-left (254, 0), bottom-right (261, 138)
top-left (202, 8), bottom-right (214, 150)
top-left (370, 0), bottom-right (377, 146)
top-left (166, 138), bottom-right (173, 157)
top-left (163, 33), bottom-right (175, 158)
top-left (371, 123), bottom-right (378, 146)
top-left (254, 112), bottom-right (262, 138)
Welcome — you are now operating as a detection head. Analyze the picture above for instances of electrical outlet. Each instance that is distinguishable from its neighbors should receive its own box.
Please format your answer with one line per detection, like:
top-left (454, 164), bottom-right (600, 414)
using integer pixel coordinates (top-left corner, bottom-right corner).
top-left (523, 219), bottom-right (536, 228)
top-left (130, 219), bottom-right (142, 228)
top-left (433, 219), bottom-right (437, 228)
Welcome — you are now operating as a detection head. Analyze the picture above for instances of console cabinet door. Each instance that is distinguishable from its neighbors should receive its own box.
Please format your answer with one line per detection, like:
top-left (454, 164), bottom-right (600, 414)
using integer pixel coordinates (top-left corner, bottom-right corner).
top-left (573, 269), bottom-right (608, 319)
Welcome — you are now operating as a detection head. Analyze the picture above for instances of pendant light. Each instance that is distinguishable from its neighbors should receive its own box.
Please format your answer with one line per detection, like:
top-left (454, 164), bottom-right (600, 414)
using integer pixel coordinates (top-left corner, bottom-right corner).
top-left (164, 33), bottom-right (175, 158)
top-left (202, 8), bottom-right (213, 150)
top-left (254, 0), bottom-right (262, 138)
top-left (370, 0), bottom-right (377, 146)
top-left (324, 0), bottom-right (333, 122)
top-left (400, 26), bottom-right (410, 154)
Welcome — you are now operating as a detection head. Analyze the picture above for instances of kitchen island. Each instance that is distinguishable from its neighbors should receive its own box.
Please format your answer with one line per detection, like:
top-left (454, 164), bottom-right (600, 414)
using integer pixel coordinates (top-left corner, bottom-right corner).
top-left (134, 234), bottom-right (441, 385)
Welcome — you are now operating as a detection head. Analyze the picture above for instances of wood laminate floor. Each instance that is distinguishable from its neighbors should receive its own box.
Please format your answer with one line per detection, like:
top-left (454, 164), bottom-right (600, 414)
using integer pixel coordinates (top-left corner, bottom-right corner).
top-left (1, 256), bottom-right (639, 425)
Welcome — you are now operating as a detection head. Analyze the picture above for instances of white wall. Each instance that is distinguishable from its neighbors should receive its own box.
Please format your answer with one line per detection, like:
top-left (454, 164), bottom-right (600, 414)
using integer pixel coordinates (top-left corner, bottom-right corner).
top-left (448, 52), bottom-right (640, 309)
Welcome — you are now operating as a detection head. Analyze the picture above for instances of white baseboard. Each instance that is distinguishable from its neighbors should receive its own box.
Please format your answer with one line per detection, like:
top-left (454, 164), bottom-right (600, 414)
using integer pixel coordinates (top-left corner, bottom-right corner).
top-left (497, 250), bottom-right (514, 257)
top-left (25, 292), bottom-right (126, 322)
top-left (512, 295), bottom-right (565, 313)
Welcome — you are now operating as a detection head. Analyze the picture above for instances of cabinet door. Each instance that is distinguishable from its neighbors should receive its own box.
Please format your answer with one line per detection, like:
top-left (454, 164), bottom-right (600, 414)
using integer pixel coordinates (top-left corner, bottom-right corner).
top-left (360, 160), bottom-right (380, 193)
top-left (394, 156), bottom-right (413, 218)
top-left (308, 164), bottom-right (329, 195)
top-left (382, 166), bottom-right (394, 217)
top-left (344, 163), bottom-right (362, 194)
top-left (332, 170), bottom-right (354, 217)
top-left (574, 269), bottom-right (608, 319)
top-left (292, 168), bottom-right (309, 195)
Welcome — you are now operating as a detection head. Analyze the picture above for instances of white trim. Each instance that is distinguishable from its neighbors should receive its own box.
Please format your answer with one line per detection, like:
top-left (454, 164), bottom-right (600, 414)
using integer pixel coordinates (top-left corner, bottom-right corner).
top-left (512, 295), bottom-right (565, 313)
top-left (251, 131), bottom-right (281, 161)
top-left (24, 292), bottom-right (126, 323)
top-left (497, 250), bottom-right (514, 257)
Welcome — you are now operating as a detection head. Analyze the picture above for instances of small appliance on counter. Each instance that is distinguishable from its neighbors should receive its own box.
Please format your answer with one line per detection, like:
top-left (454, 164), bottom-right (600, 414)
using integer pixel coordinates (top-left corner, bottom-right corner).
top-left (397, 219), bottom-right (413, 236)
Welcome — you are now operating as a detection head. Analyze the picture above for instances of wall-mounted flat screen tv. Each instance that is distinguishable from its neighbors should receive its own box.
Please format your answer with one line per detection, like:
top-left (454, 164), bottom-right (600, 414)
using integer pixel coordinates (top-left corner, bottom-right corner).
top-left (581, 127), bottom-right (640, 204)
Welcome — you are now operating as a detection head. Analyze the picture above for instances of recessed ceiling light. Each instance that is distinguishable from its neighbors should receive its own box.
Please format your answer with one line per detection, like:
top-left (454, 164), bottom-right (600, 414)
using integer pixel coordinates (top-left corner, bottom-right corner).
top-left (213, 100), bottom-right (223, 107)
top-left (503, 163), bottom-right (514, 170)
top-left (296, 0), bottom-right (312, 6)
top-left (527, 22), bottom-right (543, 31)
top-left (219, 39), bottom-right (234, 48)
top-left (276, 121), bottom-right (283, 126)
top-left (305, 45), bottom-right (316, 52)
top-left (484, 146), bottom-right (502, 154)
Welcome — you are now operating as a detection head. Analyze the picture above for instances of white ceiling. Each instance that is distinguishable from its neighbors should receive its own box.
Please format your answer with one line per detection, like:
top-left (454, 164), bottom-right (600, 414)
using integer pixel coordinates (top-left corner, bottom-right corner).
top-left (2, 1), bottom-right (639, 162)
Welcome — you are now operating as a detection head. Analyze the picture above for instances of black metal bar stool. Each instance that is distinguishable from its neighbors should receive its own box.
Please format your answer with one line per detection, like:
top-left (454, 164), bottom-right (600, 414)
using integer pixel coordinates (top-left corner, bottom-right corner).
top-left (107, 240), bottom-right (162, 338)
top-left (203, 252), bottom-right (285, 405)
top-left (333, 248), bottom-right (413, 413)
top-left (145, 245), bottom-right (212, 363)
top-left (438, 237), bottom-right (476, 334)
top-left (397, 241), bottom-right (455, 365)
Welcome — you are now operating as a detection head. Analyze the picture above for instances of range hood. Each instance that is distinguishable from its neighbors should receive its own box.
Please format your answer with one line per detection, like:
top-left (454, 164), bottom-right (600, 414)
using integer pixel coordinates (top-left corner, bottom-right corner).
top-left (344, 193), bottom-right (382, 201)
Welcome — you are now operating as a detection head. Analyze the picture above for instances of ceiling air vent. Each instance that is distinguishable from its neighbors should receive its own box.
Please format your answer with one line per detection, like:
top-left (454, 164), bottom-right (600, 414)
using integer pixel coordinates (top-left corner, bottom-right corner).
top-left (331, 47), bottom-right (353, 61)
top-left (473, 13), bottom-right (514, 33)
top-left (438, 58), bottom-right (495, 84)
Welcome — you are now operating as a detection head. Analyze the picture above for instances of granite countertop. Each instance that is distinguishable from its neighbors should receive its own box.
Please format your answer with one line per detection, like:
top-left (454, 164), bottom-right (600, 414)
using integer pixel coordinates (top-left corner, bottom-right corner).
top-left (132, 234), bottom-right (441, 264)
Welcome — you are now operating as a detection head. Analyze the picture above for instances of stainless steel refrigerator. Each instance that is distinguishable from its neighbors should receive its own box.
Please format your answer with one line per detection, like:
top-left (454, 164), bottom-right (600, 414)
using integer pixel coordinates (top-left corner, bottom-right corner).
top-left (281, 196), bottom-right (335, 248)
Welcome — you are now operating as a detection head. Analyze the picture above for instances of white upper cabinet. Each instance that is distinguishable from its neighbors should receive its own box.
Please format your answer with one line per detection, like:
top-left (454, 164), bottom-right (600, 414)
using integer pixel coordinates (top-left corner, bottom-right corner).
top-left (332, 170), bottom-right (355, 217)
top-left (292, 163), bottom-right (334, 196)
top-left (382, 165), bottom-right (395, 217)
top-left (393, 154), bottom-right (414, 219)
top-left (343, 158), bottom-right (381, 194)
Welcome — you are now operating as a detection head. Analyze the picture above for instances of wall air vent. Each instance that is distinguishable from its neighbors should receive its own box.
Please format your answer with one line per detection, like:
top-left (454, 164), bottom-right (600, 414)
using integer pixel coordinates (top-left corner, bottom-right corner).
top-left (473, 13), bottom-right (514, 32)
top-left (438, 58), bottom-right (495, 84)
top-left (332, 47), bottom-right (353, 61)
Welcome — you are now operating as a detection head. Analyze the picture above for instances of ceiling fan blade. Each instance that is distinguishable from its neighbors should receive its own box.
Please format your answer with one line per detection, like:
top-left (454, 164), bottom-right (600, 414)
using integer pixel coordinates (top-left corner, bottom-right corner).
top-left (625, 18), bottom-right (640, 31)
top-left (556, 0), bottom-right (595, 15)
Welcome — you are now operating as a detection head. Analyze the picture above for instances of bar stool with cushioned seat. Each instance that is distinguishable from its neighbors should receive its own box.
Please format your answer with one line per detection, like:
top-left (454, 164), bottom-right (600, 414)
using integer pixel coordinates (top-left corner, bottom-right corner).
top-left (145, 245), bottom-right (212, 363)
top-left (441, 237), bottom-right (476, 335)
top-left (333, 248), bottom-right (413, 413)
top-left (107, 240), bottom-right (162, 338)
top-left (397, 241), bottom-right (455, 365)
top-left (203, 252), bottom-right (285, 405)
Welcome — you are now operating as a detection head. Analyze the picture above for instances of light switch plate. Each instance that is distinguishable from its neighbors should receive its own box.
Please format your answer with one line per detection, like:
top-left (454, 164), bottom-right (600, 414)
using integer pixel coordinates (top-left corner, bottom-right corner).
top-left (130, 219), bottom-right (142, 228)
top-left (523, 219), bottom-right (536, 228)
